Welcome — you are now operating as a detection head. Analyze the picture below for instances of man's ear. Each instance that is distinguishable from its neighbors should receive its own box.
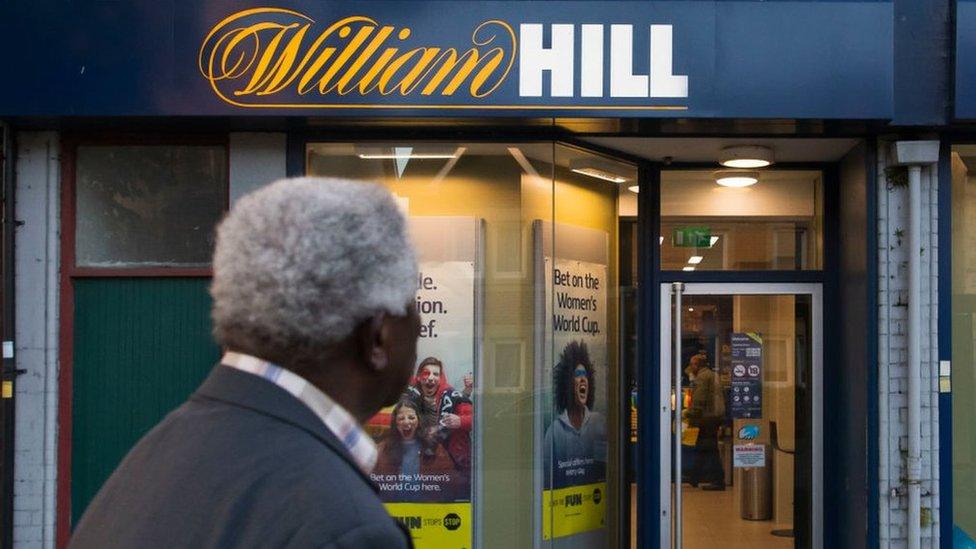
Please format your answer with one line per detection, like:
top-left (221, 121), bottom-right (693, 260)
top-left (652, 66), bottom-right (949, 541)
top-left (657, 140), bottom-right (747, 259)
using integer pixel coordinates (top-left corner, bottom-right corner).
top-left (358, 312), bottom-right (389, 371)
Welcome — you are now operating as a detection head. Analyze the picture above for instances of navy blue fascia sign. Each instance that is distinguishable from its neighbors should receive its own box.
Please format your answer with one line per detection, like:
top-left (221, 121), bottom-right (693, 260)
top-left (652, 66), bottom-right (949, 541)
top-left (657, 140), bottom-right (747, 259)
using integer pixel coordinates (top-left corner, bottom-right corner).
top-left (958, 1), bottom-right (976, 119)
top-left (730, 332), bottom-right (762, 419)
top-left (0, 1), bottom-right (892, 118)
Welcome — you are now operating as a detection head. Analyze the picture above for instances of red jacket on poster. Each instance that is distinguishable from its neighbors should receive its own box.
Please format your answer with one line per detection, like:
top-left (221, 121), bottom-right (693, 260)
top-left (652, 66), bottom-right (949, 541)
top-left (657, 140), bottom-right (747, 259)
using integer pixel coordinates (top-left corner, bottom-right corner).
top-left (406, 367), bottom-right (473, 472)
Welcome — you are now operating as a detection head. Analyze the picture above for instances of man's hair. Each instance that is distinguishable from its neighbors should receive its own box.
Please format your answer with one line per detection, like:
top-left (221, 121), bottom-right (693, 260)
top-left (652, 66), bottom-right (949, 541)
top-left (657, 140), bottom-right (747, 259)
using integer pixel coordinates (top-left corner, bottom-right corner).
top-left (211, 177), bottom-right (417, 366)
top-left (553, 340), bottom-right (595, 413)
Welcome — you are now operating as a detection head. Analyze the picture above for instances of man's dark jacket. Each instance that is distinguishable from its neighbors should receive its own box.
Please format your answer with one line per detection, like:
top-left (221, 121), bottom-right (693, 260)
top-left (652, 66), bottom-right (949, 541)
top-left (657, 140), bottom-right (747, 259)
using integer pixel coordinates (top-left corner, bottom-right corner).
top-left (70, 366), bottom-right (412, 548)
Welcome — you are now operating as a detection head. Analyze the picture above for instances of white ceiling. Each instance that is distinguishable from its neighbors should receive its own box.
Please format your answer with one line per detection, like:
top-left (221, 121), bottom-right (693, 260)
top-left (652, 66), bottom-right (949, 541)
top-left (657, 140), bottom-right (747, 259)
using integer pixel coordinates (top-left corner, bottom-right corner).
top-left (582, 137), bottom-right (861, 164)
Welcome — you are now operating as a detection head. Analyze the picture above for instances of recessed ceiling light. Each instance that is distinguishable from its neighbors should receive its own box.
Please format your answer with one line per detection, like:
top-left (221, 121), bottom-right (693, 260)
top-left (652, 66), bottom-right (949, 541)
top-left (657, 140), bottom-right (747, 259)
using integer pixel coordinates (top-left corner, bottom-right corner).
top-left (715, 169), bottom-right (759, 188)
top-left (358, 153), bottom-right (458, 159)
top-left (688, 307), bottom-right (695, 312)
top-left (719, 145), bottom-right (774, 168)
top-left (628, 185), bottom-right (640, 193)
top-left (659, 236), bottom-right (664, 245)
top-left (571, 167), bottom-right (628, 183)
top-left (688, 256), bottom-right (704, 264)
top-left (709, 236), bottom-right (720, 247)
top-left (682, 266), bottom-right (695, 272)
top-left (569, 157), bottom-right (630, 184)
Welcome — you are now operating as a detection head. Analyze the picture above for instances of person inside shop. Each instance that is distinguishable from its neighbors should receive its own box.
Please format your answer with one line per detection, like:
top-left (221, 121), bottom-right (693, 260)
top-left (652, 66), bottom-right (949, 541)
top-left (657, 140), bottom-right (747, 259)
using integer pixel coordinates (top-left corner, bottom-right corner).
top-left (543, 340), bottom-right (607, 489)
top-left (406, 357), bottom-right (473, 476)
top-left (374, 398), bottom-right (458, 502)
top-left (70, 177), bottom-right (421, 548)
top-left (684, 353), bottom-right (726, 491)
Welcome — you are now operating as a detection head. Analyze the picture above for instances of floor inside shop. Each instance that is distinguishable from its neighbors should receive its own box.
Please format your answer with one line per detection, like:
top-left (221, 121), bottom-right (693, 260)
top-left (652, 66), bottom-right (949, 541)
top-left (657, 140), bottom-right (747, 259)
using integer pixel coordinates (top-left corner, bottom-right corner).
top-left (681, 487), bottom-right (793, 549)
top-left (630, 484), bottom-right (794, 549)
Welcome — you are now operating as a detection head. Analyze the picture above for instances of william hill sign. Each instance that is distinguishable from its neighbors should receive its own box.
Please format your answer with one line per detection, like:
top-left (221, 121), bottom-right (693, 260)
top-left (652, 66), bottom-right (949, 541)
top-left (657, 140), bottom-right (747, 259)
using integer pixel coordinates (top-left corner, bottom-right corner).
top-left (0, 1), bottom-right (893, 118)
top-left (199, 8), bottom-right (689, 111)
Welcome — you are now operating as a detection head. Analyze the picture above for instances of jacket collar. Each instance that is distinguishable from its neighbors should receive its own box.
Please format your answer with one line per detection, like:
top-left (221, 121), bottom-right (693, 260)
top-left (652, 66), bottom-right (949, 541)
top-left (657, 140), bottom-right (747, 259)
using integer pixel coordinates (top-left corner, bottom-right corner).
top-left (192, 365), bottom-right (379, 491)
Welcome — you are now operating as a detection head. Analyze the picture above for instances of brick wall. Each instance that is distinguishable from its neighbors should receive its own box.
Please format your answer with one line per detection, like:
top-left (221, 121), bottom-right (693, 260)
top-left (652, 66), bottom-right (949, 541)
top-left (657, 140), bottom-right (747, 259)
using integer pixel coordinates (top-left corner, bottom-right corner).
top-left (13, 132), bottom-right (60, 548)
top-left (877, 141), bottom-right (942, 548)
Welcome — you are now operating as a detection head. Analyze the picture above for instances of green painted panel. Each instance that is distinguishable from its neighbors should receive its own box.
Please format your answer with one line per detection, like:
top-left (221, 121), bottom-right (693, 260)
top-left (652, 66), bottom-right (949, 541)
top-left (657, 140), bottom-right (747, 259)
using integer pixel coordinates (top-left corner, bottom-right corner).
top-left (71, 278), bottom-right (219, 525)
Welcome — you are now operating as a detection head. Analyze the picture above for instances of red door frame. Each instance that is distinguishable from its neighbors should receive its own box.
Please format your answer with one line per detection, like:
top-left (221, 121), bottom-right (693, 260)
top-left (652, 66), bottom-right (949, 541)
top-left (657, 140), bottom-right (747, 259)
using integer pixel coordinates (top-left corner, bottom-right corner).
top-left (55, 134), bottom-right (228, 548)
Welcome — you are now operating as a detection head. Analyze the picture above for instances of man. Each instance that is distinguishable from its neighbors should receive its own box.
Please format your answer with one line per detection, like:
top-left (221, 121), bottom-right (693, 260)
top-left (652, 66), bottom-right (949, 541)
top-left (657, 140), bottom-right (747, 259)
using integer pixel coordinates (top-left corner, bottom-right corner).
top-left (71, 178), bottom-right (421, 548)
top-left (543, 340), bottom-right (607, 489)
top-left (406, 357), bottom-right (472, 472)
top-left (685, 353), bottom-right (726, 490)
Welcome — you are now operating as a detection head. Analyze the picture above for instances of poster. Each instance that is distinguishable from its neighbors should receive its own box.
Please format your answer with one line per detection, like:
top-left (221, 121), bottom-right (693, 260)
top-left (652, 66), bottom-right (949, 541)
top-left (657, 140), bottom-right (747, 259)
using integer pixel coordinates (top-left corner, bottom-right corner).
top-left (733, 444), bottom-right (766, 468)
top-left (535, 222), bottom-right (610, 546)
top-left (730, 332), bottom-right (763, 419)
top-left (368, 217), bottom-right (481, 549)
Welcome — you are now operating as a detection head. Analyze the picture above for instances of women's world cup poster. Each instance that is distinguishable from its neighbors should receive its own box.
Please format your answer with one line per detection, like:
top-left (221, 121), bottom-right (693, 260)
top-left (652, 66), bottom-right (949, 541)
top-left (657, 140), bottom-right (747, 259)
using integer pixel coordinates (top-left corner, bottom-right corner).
top-left (534, 221), bottom-right (609, 548)
top-left (367, 217), bottom-right (482, 549)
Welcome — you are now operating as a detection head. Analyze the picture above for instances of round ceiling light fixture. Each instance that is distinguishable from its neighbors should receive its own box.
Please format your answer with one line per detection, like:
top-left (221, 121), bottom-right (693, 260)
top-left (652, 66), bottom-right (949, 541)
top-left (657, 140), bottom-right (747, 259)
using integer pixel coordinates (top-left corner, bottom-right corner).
top-left (714, 169), bottom-right (759, 188)
top-left (718, 145), bottom-right (774, 169)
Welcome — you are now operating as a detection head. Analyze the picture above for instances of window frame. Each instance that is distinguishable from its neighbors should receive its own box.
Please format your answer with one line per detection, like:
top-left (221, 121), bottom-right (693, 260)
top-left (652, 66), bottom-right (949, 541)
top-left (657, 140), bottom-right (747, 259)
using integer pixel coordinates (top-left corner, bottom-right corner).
top-left (61, 134), bottom-right (230, 278)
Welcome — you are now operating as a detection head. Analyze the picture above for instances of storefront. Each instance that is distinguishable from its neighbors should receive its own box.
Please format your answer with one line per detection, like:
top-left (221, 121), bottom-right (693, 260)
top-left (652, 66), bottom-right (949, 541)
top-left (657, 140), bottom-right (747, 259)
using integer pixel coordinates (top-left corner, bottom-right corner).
top-left (0, 1), bottom-right (965, 548)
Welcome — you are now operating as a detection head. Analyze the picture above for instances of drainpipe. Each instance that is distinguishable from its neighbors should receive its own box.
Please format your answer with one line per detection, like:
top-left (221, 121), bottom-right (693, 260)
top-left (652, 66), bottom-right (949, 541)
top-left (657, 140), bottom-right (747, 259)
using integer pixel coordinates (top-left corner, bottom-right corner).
top-left (890, 140), bottom-right (939, 549)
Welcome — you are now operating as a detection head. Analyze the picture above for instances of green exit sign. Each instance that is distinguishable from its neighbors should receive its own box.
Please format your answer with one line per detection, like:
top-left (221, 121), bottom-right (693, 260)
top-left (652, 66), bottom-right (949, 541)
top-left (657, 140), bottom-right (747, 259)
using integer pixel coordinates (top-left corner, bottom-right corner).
top-left (672, 227), bottom-right (712, 248)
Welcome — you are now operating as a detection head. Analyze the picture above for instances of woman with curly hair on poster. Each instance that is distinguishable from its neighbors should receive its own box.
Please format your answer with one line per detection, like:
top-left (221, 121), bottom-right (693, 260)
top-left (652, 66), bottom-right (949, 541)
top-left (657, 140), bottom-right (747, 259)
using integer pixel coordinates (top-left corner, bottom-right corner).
top-left (543, 340), bottom-right (607, 489)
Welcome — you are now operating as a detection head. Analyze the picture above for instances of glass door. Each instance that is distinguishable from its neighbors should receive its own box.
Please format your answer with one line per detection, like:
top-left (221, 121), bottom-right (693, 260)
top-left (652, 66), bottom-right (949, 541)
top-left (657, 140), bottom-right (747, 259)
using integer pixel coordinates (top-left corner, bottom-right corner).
top-left (659, 283), bottom-right (822, 549)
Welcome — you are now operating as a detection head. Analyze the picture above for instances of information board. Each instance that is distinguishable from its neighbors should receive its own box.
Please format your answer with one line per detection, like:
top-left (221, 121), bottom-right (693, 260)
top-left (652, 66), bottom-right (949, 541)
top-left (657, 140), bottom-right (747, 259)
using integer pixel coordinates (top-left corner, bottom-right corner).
top-left (730, 332), bottom-right (763, 419)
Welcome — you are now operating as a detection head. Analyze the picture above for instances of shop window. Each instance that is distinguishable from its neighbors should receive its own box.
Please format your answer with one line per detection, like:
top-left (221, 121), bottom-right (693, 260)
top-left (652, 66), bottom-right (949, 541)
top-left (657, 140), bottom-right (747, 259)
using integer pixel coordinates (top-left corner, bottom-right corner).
top-left (951, 146), bottom-right (976, 545)
top-left (307, 142), bottom-right (634, 548)
top-left (75, 145), bottom-right (227, 268)
top-left (660, 170), bottom-right (824, 271)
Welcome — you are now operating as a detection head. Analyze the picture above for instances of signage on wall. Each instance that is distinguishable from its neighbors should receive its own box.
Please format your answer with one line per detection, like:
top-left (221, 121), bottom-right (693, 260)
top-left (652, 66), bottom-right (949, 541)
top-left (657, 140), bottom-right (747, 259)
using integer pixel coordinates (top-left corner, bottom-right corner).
top-left (200, 10), bottom-right (688, 110)
top-left (671, 227), bottom-right (711, 248)
top-left (733, 444), bottom-right (765, 468)
top-left (0, 1), bottom-right (893, 118)
top-left (730, 332), bottom-right (762, 419)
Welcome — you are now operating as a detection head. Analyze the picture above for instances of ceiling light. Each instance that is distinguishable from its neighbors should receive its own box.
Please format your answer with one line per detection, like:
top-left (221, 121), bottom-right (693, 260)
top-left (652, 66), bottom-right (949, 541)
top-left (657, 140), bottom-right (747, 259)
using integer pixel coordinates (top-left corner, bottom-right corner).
top-left (358, 153), bottom-right (458, 159)
top-left (659, 236), bottom-right (664, 245)
top-left (688, 256), bottom-right (703, 264)
top-left (709, 236), bottom-right (720, 247)
top-left (715, 169), bottom-right (759, 188)
top-left (688, 307), bottom-right (695, 312)
top-left (719, 145), bottom-right (774, 168)
top-left (569, 157), bottom-right (630, 184)
top-left (628, 185), bottom-right (640, 193)
top-left (683, 266), bottom-right (695, 272)
top-left (571, 167), bottom-right (628, 183)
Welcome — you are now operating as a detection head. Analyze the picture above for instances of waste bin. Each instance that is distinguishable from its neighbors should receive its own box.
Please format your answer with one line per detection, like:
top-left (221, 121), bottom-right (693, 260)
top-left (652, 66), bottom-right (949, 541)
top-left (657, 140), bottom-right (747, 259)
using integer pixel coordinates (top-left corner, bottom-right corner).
top-left (736, 445), bottom-right (771, 520)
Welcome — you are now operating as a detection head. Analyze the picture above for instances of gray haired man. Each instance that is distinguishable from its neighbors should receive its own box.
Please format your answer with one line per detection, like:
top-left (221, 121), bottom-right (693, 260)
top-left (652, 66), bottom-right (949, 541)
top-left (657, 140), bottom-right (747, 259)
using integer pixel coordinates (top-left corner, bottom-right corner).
top-left (71, 178), bottom-right (420, 548)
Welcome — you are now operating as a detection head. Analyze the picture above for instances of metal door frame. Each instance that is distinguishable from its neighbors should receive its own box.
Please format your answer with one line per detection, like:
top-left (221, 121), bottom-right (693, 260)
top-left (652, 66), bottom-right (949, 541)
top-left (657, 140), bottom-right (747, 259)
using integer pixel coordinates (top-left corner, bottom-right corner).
top-left (658, 282), bottom-right (823, 549)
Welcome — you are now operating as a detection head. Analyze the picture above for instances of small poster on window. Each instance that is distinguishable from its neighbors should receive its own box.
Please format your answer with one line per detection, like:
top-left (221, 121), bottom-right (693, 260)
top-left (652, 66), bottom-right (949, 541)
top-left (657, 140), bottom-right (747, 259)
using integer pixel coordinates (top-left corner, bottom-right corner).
top-left (730, 332), bottom-right (763, 419)
top-left (367, 217), bottom-right (482, 549)
top-left (534, 222), bottom-right (610, 547)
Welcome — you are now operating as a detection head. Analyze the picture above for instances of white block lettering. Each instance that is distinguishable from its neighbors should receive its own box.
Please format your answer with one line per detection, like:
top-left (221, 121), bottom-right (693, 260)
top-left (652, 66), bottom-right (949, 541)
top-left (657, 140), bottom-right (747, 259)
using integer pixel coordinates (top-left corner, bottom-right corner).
top-left (519, 24), bottom-right (575, 97)
top-left (610, 25), bottom-right (648, 97)
top-left (580, 25), bottom-right (604, 98)
top-left (649, 25), bottom-right (688, 98)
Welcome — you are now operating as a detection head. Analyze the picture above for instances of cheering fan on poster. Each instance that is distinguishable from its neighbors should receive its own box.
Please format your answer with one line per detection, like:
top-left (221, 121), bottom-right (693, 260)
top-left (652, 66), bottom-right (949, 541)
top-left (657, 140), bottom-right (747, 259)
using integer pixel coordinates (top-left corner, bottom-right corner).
top-left (406, 357), bottom-right (473, 476)
top-left (544, 341), bottom-right (607, 489)
top-left (374, 398), bottom-right (457, 502)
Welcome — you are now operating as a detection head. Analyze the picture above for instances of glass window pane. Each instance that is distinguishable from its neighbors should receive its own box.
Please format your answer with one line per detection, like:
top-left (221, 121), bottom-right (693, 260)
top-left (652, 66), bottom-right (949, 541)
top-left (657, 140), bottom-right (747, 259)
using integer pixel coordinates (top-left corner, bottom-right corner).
top-left (951, 146), bottom-right (976, 544)
top-left (307, 142), bottom-right (632, 548)
top-left (676, 294), bottom-right (812, 546)
top-left (75, 145), bottom-right (227, 267)
top-left (551, 145), bottom-right (634, 546)
top-left (661, 170), bottom-right (823, 271)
